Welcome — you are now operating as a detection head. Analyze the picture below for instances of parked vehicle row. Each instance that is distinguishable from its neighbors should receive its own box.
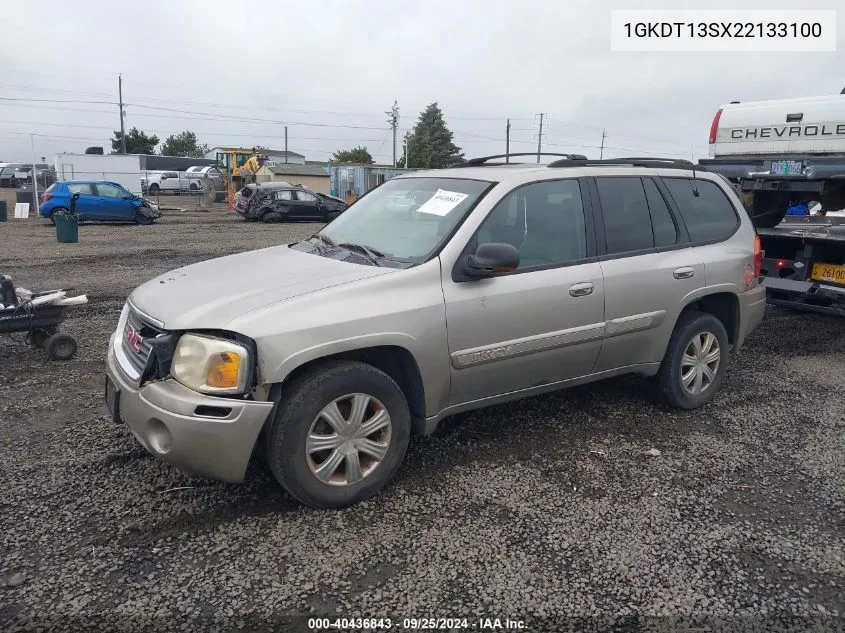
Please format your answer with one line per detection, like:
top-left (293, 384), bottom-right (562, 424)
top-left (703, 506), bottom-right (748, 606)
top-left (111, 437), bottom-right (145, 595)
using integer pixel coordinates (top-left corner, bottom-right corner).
top-left (234, 183), bottom-right (348, 222)
top-left (141, 166), bottom-right (224, 197)
top-left (104, 154), bottom-right (765, 509)
top-left (0, 163), bottom-right (55, 188)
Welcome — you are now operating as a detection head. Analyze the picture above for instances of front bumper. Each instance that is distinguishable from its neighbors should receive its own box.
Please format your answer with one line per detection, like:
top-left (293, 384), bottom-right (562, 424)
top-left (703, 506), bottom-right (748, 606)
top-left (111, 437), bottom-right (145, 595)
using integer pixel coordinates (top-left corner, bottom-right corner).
top-left (737, 284), bottom-right (767, 348)
top-left (106, 334), bottom-right (273, 482)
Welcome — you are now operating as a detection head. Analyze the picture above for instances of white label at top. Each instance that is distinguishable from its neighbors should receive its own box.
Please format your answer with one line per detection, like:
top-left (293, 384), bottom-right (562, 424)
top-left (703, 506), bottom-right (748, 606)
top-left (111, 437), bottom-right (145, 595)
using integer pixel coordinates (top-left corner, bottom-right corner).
top-left (610, 10), bottom-right (836, 52)
top-left (415, 189), bottom-right (469, 217)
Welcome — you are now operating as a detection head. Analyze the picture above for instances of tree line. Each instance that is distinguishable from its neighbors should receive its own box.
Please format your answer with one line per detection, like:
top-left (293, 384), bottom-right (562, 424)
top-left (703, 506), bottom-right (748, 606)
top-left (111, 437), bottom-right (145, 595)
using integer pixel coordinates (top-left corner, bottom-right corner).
top-left (111, 102), bottom-right (465, 166)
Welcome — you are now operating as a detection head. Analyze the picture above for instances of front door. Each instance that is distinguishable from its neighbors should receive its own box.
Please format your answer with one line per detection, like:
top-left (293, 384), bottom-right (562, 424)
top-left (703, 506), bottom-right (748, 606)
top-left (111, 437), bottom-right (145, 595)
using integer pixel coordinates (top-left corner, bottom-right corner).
top-left (589, 176), bottom-right (705, 372)
top-left (442, 178), bottom-right (606, 406)
top-left (94, 183), bottom-right (135, 221)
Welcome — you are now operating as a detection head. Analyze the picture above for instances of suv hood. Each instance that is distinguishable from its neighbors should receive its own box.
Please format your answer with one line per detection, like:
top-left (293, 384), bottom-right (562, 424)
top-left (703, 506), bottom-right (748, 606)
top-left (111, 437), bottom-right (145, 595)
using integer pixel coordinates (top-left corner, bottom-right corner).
top-left (129, 244), bottom-right (393, 330)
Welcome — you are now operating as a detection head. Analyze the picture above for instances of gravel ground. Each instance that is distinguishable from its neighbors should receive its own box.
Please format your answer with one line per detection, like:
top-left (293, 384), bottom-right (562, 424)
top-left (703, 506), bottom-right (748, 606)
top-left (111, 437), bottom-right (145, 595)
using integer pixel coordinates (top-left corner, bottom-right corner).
top-left (1, 209), bottom-right (844, 633)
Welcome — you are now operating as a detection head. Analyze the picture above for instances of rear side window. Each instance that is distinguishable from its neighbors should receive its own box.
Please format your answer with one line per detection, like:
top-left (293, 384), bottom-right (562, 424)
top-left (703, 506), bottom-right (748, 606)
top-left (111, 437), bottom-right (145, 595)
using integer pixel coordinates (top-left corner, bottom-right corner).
top-left (663, 178), bottom-right (739, 244)
top-left (67, 183), bottom-right (94, 195)
top-left (44, 183), bottom-right (58, 194)
top-left (595, 177), bottom-right (654, 254)
top-left (642, 178), bottom-right (678, 247)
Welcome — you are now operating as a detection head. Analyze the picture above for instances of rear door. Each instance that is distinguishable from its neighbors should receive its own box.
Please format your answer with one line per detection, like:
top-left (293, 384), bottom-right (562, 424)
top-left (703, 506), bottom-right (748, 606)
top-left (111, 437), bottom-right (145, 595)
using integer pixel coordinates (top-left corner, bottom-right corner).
top-left (590, 175), bottom-right (704, 372)
top-left (293, 189), bottom-right (322, 219)
top-left (442, 178), bottom-right (606, 406)
top-left (65, 183), bottom-right (98, 217)
top-left (94, 183), bottom-right (135, 220)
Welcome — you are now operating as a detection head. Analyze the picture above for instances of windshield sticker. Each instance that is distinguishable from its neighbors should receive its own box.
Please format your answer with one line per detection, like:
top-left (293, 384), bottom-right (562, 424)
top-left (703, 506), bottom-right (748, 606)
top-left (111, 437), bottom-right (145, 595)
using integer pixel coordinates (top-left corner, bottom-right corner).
top-left (415, 189), bottom-right (469, 216)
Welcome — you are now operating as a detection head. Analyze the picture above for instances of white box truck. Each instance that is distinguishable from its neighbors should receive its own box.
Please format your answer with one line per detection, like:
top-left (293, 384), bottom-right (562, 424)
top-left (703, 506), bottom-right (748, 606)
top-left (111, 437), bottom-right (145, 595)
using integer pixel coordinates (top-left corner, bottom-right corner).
top-left (55, 153), bottom-right (143, 195)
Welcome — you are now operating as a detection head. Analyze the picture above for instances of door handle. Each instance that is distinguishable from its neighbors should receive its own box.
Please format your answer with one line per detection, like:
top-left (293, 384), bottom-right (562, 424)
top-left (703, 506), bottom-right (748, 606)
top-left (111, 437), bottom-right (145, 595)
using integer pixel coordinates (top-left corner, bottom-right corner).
top-left (673, 266), bottom-right (695, 279)
top-left (569, 282), bottom-right (594, 297)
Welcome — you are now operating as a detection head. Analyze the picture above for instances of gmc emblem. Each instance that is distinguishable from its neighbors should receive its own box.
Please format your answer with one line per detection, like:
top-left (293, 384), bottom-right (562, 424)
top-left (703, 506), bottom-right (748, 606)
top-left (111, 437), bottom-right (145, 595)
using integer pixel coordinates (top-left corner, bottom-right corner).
top-left (124, 323), bottom-right (143, 354)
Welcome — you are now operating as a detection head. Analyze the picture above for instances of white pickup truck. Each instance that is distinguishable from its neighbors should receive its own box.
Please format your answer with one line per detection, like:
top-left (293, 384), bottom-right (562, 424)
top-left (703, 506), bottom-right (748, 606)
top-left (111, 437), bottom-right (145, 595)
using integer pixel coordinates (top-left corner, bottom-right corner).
top-left (699, 90), bottom-right (845, 316)
top-left (142, 170), bottom-right (203, 196)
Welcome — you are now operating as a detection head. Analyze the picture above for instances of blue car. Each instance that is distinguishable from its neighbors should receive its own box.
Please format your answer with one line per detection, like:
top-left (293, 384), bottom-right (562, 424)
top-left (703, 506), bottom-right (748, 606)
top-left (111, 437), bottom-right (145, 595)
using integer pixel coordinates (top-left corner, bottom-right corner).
top-left (39, 180), bottom-right (160, 225)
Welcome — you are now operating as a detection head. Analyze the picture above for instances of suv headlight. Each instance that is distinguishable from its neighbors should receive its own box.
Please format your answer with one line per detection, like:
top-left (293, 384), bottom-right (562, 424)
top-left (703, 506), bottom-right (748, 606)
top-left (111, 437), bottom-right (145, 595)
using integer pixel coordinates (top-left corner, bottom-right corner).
top-left (171, 333), bottom-right (251, 395)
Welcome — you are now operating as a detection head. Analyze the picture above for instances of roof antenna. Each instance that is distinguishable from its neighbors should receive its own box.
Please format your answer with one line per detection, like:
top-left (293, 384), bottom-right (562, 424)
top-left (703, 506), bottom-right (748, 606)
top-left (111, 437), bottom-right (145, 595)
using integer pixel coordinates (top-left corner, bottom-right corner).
top-left (691, 150), bottom-right (700, 197)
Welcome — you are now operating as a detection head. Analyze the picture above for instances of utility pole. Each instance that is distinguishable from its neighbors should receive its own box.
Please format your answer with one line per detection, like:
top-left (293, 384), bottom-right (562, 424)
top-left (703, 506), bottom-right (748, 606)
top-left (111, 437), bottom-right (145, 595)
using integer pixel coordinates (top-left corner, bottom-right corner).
top-left (118, 74), bottom-right (127, 154)
top-left (386, 101), bottom-right (399, 168)
top-left (600, 129), bottom-right (606, 159)
top-left (285, 126), bottom-right (288, 163)
top-left (505, 119), bottom-right (511, 163)
top-left (535, 113), bottom-right (545, 163)
top-left (30, 133), bottom-right (38, 212)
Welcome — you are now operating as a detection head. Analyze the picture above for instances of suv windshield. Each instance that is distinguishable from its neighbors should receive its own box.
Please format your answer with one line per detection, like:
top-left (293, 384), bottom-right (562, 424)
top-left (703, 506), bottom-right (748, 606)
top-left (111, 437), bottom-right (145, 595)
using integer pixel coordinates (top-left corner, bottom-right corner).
top-left (319, 177), bottom-right (492, 260)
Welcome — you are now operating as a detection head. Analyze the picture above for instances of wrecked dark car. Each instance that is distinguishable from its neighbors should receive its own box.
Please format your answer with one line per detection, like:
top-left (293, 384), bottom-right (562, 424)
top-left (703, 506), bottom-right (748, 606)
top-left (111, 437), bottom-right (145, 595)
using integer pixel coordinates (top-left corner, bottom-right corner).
top-left (234, 183), bottom-right (347, 223)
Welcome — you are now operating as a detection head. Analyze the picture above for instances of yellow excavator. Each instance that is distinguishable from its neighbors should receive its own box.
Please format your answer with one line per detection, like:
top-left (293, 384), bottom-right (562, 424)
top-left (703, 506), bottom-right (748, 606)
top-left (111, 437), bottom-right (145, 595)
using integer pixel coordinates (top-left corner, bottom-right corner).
top-left (215, 148), bottom-right (267, 191)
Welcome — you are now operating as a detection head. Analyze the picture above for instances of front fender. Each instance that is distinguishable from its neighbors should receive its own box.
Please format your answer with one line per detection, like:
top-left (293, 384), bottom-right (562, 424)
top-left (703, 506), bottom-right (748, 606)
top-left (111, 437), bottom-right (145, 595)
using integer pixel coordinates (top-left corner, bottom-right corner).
top-left (259, 331), bottom-right (451, 418)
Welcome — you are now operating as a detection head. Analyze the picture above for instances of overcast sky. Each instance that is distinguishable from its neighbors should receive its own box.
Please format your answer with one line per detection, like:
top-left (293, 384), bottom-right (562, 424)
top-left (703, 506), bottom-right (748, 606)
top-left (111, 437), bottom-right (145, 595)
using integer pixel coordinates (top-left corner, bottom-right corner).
top-left (1, 0), bottom-right (842, 165)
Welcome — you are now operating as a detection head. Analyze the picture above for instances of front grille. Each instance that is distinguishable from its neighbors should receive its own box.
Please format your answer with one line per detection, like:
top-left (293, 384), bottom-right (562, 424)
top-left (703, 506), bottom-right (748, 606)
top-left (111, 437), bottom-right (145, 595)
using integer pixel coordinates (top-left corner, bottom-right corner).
top-left (121, 306), bottom-right (166, 376)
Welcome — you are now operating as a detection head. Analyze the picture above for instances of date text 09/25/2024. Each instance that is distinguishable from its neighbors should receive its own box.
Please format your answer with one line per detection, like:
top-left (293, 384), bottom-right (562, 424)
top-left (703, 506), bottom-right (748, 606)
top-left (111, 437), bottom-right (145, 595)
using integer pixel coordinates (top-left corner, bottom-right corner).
top-left (308, 617), bottom-right (526, 630)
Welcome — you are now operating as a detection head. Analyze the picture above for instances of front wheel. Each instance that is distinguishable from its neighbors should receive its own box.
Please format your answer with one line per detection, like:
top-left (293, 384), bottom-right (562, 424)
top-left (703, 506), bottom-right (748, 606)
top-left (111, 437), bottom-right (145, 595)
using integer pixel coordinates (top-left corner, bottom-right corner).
top-left (148, 184), bottom-right (160, 196)
top-left (657, 311), bottom-right (729, 409)
top-left (265, 361), bottom-right (411, 508)
top-left (134, 208), bottom-right (155, 225)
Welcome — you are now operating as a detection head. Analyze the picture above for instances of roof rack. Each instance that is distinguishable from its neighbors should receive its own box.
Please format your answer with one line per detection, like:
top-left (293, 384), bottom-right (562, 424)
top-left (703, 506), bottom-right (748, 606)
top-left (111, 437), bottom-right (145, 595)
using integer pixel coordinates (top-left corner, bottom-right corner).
top-left (547, 157), bottom-right (699, 170)
top-left (454, 152), bottom-right (588, 168)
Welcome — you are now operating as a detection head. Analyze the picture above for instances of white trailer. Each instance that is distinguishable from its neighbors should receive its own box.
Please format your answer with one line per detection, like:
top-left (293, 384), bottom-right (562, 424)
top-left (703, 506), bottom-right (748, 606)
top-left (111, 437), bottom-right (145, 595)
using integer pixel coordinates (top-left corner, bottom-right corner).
top-left (54, 153), bottom-right (143, 195)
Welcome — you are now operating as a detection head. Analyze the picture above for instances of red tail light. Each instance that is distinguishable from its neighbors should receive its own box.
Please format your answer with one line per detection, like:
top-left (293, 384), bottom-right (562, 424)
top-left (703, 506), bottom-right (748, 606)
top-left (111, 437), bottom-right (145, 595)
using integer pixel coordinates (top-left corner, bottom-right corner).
top-left (41, 193), bottom-right (53, 202)
top-left (708, 108), bottom-right (723, 144)
top-left (753, 234), bottom-right (762, 278)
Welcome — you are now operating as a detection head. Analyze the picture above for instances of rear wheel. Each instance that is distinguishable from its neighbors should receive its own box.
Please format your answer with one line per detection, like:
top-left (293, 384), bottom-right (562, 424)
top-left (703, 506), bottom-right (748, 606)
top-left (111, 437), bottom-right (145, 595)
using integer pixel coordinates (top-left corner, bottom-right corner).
top-left (657, 311), bottom-right (729, 409)
top-left (44, 333), bottom-right (77, 361)
top-left (148, 183), bottom-right (160, 196)
top-left (261, 209), bottom-right (284, 223)
top-left (48, 208), bottom-right (65, 226)
top-left (265, 361), bottom-right (411, 508)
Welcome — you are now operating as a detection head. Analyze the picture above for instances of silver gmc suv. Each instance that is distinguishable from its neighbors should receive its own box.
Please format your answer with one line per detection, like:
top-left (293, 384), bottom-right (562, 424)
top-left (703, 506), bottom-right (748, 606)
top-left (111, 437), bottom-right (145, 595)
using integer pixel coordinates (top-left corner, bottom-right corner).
top-left (104, 154), bottom-right (766, 508)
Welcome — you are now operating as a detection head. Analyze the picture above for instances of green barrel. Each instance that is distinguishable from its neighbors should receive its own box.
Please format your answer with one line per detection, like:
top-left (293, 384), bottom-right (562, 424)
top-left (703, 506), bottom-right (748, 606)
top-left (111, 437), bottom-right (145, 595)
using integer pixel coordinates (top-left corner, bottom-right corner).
top-left (55, 213), bottom-right (79, 243)
top-left (0, 201), bottom-right (6, 222)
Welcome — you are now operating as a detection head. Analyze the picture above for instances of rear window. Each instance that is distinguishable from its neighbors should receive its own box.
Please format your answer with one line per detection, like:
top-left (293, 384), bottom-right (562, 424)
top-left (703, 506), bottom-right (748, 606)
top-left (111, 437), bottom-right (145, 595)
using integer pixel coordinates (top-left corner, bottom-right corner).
top-left (67, 183), bottom-right (94, 195)
top-left (663, 178), bottom-right (739, 244)
top-left (44, 183), bottom-right (58, 194)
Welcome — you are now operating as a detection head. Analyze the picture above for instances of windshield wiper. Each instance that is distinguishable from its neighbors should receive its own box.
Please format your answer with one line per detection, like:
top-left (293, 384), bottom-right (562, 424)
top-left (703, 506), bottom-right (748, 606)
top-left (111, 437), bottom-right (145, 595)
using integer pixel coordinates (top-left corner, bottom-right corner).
top-left (307, 233), bottom-right (335, 251)
top-left (336, 242), bottom-right (386, 264)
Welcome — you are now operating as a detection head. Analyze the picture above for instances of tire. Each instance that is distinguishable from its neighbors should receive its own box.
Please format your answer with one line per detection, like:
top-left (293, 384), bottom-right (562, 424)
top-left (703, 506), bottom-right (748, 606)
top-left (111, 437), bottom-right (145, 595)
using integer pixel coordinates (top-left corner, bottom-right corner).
top-left (44, 333), bottom-right (77, 361)
top-left (657, 311), bottom-right (729, 410)
top-left (148, 184), bottom-right (160, 196)
top-left (48, 208), bottom-right (64, 226)
top-left (261, 210), bottom-right (284, 223)
top-left (750, 192), bottom-right (789, 228)
top-left (134, 208), bottom-right (155, 225)
top-left (265, 360), bottom-right (411, 508)
top-left (325, 211), bottom-right (341, 222)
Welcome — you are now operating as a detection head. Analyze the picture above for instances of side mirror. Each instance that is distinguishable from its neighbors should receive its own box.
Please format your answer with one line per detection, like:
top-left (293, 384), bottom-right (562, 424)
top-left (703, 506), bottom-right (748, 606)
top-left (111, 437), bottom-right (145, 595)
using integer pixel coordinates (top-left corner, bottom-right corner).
top-left (463, 242), bottom-right (519, 278)
top-left (71, 192), bottom-right (80, 200)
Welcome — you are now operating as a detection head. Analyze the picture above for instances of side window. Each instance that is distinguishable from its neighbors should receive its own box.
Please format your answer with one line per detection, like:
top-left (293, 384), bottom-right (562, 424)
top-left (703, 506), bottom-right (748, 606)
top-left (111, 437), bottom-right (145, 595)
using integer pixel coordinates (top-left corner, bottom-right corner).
top-left (663, 178), bottom-right (740, 244)
top-left (642, 178), bottom-right (678, 247)
top-left (96, 184), bottom-right (125, 198)
top-left (274, 190), bottom-right (293, 201)
top-left (67, 183), bottom-right (93, 195)
top-left (476, 179), bottom-right (587, 270)
top-left (595, 177), bottom-right (654, 254)
top-left (296, 191), bottom-right (317, 202)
